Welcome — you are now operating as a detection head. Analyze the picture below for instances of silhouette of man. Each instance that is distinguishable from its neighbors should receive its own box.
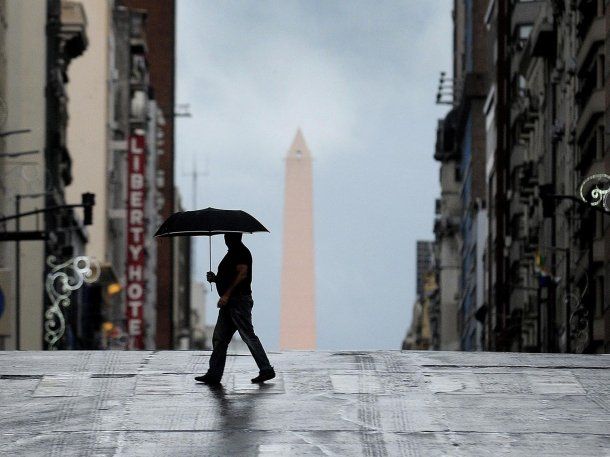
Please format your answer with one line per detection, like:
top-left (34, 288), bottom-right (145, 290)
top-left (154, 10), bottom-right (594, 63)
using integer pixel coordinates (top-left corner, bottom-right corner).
top-left (195, 233), bottom-right (275, 385)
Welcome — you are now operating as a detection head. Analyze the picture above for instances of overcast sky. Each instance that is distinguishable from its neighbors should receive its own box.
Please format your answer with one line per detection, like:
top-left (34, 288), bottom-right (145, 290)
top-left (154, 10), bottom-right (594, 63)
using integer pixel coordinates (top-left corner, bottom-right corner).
top-left (176, 0), bottom-right (453, 350)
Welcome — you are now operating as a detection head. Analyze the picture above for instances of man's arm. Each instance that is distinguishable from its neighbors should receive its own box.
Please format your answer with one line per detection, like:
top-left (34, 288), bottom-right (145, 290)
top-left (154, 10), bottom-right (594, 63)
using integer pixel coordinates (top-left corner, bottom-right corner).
top-left (217, 264), bottom-right (248, 307)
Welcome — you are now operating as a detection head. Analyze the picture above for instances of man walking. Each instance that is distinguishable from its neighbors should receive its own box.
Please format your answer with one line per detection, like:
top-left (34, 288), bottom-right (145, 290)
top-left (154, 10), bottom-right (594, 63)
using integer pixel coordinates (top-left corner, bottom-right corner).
top-left (195, 233), bottom-right (275, 385)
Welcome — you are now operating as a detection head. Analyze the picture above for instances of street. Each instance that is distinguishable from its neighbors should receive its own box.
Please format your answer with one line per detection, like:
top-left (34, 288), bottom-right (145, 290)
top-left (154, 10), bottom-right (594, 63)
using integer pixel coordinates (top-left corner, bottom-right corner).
top-left (1, 350), bottom-right (609, 456)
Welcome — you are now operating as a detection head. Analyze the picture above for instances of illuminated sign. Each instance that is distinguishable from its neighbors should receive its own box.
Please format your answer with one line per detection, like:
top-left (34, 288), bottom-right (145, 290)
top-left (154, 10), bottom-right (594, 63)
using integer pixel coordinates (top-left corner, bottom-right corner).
top-left (126, 133), bottom-right (146, 349)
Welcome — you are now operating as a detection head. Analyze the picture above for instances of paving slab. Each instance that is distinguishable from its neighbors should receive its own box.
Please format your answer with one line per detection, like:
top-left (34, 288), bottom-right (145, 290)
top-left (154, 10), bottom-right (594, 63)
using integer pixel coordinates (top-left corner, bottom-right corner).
top-left (0, 350), bottom-right (609, 456)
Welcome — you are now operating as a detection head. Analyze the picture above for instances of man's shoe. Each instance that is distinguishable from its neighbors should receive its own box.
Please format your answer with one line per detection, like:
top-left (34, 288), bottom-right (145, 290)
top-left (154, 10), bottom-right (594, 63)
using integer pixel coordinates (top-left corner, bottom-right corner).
top-left (195, 373), bottom-right (221, 385)
top-left (251, 367), bottom-right (276, 383)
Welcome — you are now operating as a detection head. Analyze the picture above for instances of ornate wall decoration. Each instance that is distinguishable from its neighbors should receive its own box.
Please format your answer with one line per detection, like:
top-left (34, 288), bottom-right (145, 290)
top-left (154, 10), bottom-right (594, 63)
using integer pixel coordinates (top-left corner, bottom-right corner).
top-left (579, 173), bottom-right (610, 211)
top-left (44, 255), bottom-right (100, 349)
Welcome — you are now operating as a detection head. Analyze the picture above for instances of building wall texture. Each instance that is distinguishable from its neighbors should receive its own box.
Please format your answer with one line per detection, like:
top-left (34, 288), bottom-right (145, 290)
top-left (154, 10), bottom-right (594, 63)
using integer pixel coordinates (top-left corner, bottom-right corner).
top-left (432, 150), bottom-right (462, 351)
top-left (66, 0), bottom-right (110, 262)
top-left (416, 241), bottom-right (434, 300)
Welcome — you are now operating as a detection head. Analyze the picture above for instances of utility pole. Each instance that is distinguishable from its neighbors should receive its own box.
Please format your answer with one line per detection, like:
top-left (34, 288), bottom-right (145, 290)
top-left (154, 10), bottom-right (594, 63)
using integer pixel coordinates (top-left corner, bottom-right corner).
top-left (182, 156), bottom-right (208, 210)
top-left (13, 191), bottom-right (48, 350)
top-left (182, 157), bottom-right (209, 211)
top-left (15, 195), bottom-right (20, 350)
top-left (182, 157), bottom-right (208, 291)
top-left (565, 247), bottom-right (570, 353)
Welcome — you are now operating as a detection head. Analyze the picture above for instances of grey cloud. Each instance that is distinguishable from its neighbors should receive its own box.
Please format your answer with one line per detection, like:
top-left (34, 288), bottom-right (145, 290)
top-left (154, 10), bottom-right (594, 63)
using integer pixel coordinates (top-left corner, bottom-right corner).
top-left (177, 0), bottom-right (452, 350)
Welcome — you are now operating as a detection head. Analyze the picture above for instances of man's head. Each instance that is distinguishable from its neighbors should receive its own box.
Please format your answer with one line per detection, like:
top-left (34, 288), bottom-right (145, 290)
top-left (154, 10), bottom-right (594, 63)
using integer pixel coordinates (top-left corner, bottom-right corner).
top-left (224, 233), bottom-right (243, 249)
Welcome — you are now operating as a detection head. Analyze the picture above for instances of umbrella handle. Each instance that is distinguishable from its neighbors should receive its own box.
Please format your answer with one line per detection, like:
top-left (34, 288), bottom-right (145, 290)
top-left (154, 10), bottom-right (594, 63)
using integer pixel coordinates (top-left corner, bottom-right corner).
top-left (209, 236), bottom-right (213, 292)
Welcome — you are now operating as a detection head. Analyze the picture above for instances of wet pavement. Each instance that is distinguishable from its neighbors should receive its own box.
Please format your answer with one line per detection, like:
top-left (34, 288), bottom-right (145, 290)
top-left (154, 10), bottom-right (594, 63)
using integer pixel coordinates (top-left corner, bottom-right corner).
top-left (0, 350), bottom-right (609, 456)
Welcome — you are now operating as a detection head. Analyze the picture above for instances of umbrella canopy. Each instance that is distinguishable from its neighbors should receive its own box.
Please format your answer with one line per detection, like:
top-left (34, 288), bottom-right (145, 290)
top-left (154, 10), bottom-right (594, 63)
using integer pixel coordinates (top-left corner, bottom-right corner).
top-left (154, 207), bottom-right (269, 238)
top-left (154, 208), bottom-right (269, 289)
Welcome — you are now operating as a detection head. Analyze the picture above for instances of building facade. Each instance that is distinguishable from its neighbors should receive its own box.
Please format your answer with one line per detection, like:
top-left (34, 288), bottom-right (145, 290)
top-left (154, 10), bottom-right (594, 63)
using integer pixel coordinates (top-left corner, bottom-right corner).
top-left (431, 0), bottom-right (610, 354)
top-left (0, 0), bottom-right (89, 350)
top-left (452, 0), bottom-right (489, 351)
top-left (432, 113), bottom-right (462, 351)
top-left (67, 1), bottom-right (182, 350)
top-left (501, 0), bottom-right (609, 353)
top-left (404, 242), bottom-right (435, 350)
top-left (0, 0), bottom-right (181, 351)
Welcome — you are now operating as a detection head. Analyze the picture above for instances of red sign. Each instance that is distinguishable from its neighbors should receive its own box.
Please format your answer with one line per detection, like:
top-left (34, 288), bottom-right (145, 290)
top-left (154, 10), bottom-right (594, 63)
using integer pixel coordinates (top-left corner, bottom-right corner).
top-left (126, 133), bottom-right (146, 349)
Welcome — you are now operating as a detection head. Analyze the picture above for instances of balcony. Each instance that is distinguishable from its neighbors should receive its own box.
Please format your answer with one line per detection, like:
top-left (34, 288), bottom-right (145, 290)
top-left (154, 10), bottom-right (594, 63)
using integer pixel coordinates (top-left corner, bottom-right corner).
top-left (511, 90), bottom-right (540, 138)
top-left (511, 143), bottom-right (527, 167)
top-left (129, 10), bottom-right (148, 54)
top-left (434, 215), bottom-right (461, 237)
top-left (516, 5), bottom-right (554, 74)
top-left (434, 110), bottom-right (460, 162)
top-left (576, 16), bottom-right (604, 72)
top-left (529, 13), bottom-right (554, 57)
top-left (511, 1), bottom-right (544, 37)
top-left (519, 161), bottom-right (538, 191)
top-left (509, 190), bottom-right (524, 218)
top-left (576, 122), bottom-right (603, 173)
top-left (60, 1), bottom-right (88, 60)
top-left (576, 0), bottom-right (602, 42)
top-left (130, 53), bottom-right (149, 88)
top-left (576, 88), bottom-right (604, 142)
top-left (510, 97), bottom-right (527, 128)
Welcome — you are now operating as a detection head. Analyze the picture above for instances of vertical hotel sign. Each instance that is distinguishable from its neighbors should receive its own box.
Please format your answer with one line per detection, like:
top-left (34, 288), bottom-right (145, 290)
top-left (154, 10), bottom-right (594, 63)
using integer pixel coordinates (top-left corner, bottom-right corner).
top-left (126, 133), bottom-right (146, 349)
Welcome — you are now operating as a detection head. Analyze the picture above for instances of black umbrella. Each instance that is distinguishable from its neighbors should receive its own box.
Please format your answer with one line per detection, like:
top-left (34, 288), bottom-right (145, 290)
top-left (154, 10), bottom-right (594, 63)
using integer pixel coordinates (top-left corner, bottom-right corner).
top-left (154, 207), bottom-right (269, 284)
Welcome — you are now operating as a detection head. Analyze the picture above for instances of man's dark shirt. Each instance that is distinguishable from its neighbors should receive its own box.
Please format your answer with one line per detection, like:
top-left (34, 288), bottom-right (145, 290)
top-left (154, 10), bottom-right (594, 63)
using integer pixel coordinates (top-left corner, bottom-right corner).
top-left (216, 243), bottom-right (252, 297)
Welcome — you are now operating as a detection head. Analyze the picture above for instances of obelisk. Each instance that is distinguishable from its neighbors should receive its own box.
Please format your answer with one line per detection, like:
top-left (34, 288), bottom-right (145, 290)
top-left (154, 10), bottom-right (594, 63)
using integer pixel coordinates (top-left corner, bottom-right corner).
top-left (280, 129), bottom-right (316, 349)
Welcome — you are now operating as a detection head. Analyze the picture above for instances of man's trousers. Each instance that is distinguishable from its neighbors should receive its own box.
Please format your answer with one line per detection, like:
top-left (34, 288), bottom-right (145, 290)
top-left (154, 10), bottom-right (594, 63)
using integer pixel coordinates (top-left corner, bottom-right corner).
top-left (207, 294), bottom-right (272, 380)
